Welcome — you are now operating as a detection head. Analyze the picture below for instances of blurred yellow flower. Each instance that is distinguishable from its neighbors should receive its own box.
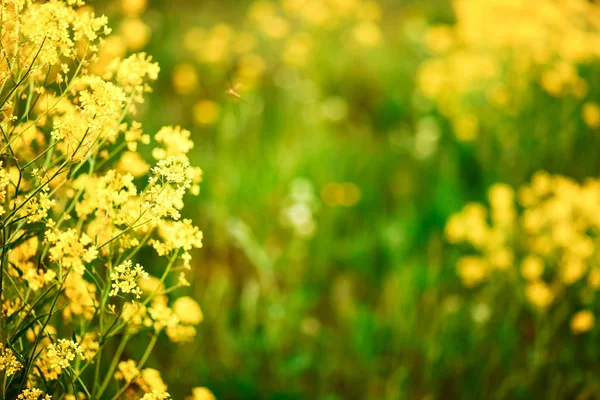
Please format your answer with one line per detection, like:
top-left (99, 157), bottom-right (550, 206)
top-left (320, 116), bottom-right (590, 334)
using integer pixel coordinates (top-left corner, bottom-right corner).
top-left (193, 100), bottom-right (221, 125)
top-left (457, 256), bottom-right (488, 287)
top-left (116, 151), bottom-right (150, 177)
top-left (261, 16), bottom-right (291, 39)
top-left (122, 0), bottom-right (147, 16)
top-left (188, 387), bottom-right (216, 400)
top-left (571, 310), bottom-right (595, 334)
top-left (582, 102), bottom-right (600, 128)
top-left (451, 114), bottom-right (479, 141)
top-left (172, 296), bottom-right (204, 325)
top-left (120, 17), bottom-right (151, 50)
top-left (425, 26), bottom-right (455, 54)
top-left (521, 255), bottom-right (544, 281)
top-left (588, 268), bottom-right (600, 289)
top-left (172, 63), bottom-right (199, 95)
top-left (352, 22), bottom-right (383, 47)
top-left (525, 281), bottom-right (553, 309)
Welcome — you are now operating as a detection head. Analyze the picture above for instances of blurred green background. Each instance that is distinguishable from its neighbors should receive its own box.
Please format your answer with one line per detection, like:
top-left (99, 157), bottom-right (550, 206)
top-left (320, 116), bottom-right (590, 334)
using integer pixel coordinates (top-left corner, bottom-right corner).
top-left (94, 0), bottom-right (600, 398)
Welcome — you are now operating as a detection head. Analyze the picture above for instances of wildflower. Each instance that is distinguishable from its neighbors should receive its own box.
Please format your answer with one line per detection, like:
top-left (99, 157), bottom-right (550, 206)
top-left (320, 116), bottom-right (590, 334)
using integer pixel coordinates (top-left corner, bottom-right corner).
top-left (110, 260), bottom-right (149, 298)
top-left (138, 368), bottom-right (168, 393)
top-left (571, 310), bottom-right (595, 334)
top-left (119, 18), bottom-right (151, 51)
top-left (188, 387), bottom-right (216, 400)
top-left (140, 391), bottom-right (171, 400)
top-left (166, 324), bottom-right (197, 343)
top-left (151, 219), bottom-right (203, 267)
top-left (352, 22), bottom-right (383, 47)
top-left (525, 281), bottom-right (554, 309)
top-left (115, 359), bottom-right (140, 382)
top-left (104, 53), bottom-right (160, 104)
top-left (148, 296), bottom-right (178, 332)
top-left (45, 228), bottom-right (98, 274)
top-left (153, 126), bottom-right (194, 161)
top-left (144, 158), bottom-right (195, 220)
top-left (0, 344), bottom-right (23, 376)
top-left (46, 339), bottom-right (84, 370)
top-left (17, 389), bottom-right (51, 400)
top-left (521, 256), bottom-right (544, 281)
top-left (117, 151), bottom-right (151, 177)
top-left (456, 257), bottom-right (489, 287)
top-left (173, 296), bottom-right (203, 325)
top-left (172, 64), bottom-right (199, 95)
top-left (25, 189), bottom-right (57, 223)
top-left (122, 0), bottom-right (148, 16)
top-left (0, 163), bottom-right (11, 215)
top-left (583, 102), bottom-right (600, 128)
top-left (193, 100), bottom-right (220, 125)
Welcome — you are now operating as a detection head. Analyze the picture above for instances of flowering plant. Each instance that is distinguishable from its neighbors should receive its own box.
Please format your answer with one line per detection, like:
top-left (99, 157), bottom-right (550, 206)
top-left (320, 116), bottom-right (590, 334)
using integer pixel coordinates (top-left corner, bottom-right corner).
top-left (0, 1), bottom-right (208, 398)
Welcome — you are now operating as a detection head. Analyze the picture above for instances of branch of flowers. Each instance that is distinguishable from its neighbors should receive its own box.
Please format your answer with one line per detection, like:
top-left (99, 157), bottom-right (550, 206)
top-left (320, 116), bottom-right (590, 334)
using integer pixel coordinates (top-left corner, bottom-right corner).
top-left (1, 46), bottom-right (91, 154)
top-left (109, 333), bottom-right (159, 400)
top-left (0, 36), bottom-right (46, 117)
top-left (105, 251), bottom-right (180, 338)
top-left (5, 120), bottom-right (95, 225)
top-left (4, 160), bottom-right (71, 225)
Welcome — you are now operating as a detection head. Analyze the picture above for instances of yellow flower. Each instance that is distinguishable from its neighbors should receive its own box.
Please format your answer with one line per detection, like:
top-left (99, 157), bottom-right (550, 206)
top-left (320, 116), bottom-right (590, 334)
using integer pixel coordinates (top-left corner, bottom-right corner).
top-left (189, 387), bottom-right (216, 400)
top-left (0, 344), bottom-right (23, 376)
top-left (173, 296), bottom-right (203, 325)
top-left (116, 151), bottom-right (150, 177)
top-left (571, 310), bottom-right (595, 334)
top-left (352, 22), bottom-right (383, 47)
top-left (457, 256), bottom-right (489, 287)
top-left (109, 260), bottom-right (149, 298)
top-left (122, 0), bottom-right (148, 16)
top-left (521, 256), bottom-right (544, 281)
top-left (119, 17), bottom-right (151, 50)
top-left (114, 359), bottom-right (140, 382)
top-left (588, 268), bottom-right (600, 289)
top-left (46, 339), bottom-right (84, 370)
top-left (172, 64), bottom-right (199, 95)
top-left (451, 114), bottom-right (479, 141)
top-left (583, 102), bottom-right (600, 128)
top-left (17, 389), bottom-right (51, 400)
top-left (525, 281), bottom-right (553, 309)
top-left (193, 100), bottom-right (221, 125)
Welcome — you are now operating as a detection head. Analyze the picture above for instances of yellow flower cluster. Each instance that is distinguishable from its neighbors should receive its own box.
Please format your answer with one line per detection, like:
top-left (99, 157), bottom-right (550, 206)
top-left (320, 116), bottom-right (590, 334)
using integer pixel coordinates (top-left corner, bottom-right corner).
top-left (45, 339), bottom-right (84, 370)
top-left (418, 0), bottom-right (600, 140)
top-left (0, 344), bottom-right (23, 376)
top-left (17, 388), bottom-right (51, 400)
top-left (120, 294), bottom-right (203, 343)
top-left (0, 0), bottom-right (208, 397)
top-left (110, 260), bottom-right (149, 298)
top-left (114, 360), bottom-right (171, 398)
top-left (447, 172), bottom-right (600, 333)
